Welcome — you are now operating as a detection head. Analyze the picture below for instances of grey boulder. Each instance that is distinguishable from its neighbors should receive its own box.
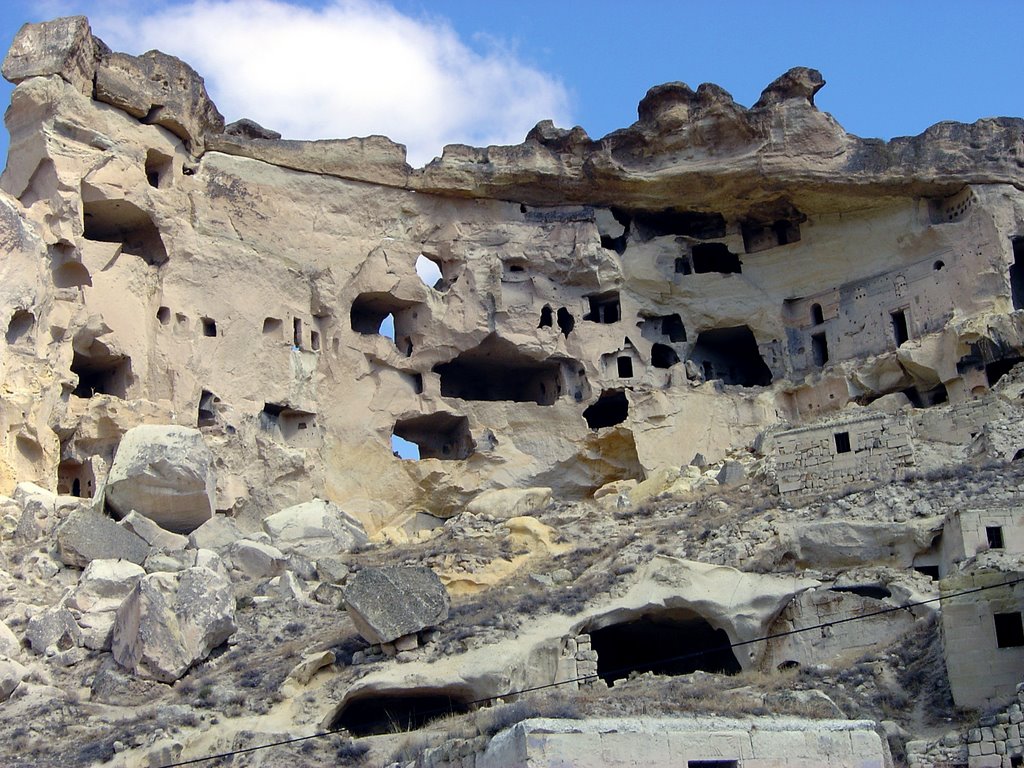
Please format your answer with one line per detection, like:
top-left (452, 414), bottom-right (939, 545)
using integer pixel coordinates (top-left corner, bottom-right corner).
top-left (344, 566), bottom-right (449, 645)
top-left (263, 499), bottom-right (367, 559)
top-left (55, 509), bottom-right (150, 567)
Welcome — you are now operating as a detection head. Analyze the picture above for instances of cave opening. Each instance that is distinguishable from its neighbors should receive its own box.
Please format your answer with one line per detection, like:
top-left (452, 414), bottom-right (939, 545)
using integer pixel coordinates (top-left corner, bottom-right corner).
top-left (557, 307), bottom-right (575, 337)
top-left (583, 390), bottom-right (628, 429)
top-left (350, 292), bottom-right (420, 355)
top-left (6, 309), bottom-right (34, 346)
top-left (145, 149), bottom-right (173, 189)
top-left (588, 611), bottom-right (741, 686)
top-left (689, 326), bottom-right (772, 387)
top-left (651, 343), bottom-right (680, 368)
top-left (331, 691), bottom-right (473, 737)
top-left (433, 335), bottom-right (567, 405)
top-left (986, 355), bottom-right (1024, 387)
top-left (539, 305), bottom-right (553, 328)
top-left (198, 390), bottom-right (217, 427)
top-left (811, 332), bottom-right (829, 366)
top-left (691, 243), bottom-right (741, 274)
top-left (71, 349), bottom-right (131, 399)
top-left (830, 585), bottom-right (892, 600)
top-left (82, 195), bottom-right (168, 266)
top-left (392, 413), bottom-right (474, 460)
top-left (584, 291), bottom-right (620, 324)
top-left (742, 218), bottom-right (801, 253)
top-left (629, 209), bottom-right (726, 241)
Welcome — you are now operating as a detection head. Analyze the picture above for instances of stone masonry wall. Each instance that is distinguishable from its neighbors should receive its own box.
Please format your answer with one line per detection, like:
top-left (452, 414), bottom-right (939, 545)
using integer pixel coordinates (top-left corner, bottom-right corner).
top-left (770, 412), bottom-right (914, 497)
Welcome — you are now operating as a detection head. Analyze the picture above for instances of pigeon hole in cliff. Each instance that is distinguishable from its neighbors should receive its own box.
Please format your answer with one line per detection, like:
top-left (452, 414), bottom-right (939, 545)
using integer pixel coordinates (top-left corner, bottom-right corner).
top-left (690, 243), bottom-right (741, 274)
top-left (583, 390), bottom-right (628, 429)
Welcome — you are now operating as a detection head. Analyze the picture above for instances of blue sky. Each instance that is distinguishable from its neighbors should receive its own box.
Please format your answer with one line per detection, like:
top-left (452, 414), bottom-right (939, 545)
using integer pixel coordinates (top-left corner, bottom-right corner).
top-left (1, 1), bottom-right (1022, 166)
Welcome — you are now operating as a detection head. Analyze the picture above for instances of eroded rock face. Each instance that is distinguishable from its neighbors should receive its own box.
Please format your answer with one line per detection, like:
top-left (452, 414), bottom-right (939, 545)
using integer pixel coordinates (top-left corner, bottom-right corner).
top-left (111, 566), bottom-right (236, 682)
top-left (344, 566), bottom-right (450, 644)
top-left (104, 425), bottom-right (216, 534)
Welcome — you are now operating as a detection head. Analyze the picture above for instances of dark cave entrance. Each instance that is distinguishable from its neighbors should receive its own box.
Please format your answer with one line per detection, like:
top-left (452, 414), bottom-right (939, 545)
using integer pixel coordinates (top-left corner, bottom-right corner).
top-left (330, 691), bottom-right (473, 737)
top-left (82, 195), bottom-right (168, 266)
top-left (1012, 237), bottom-right (1024, 311)
top-left (689, 326), bottom-right (772, 387)
top-left (691, 243), bottom-right (741, 274)
top-left (392, 413), bottom-right (474, 460)
top-left (433, 334), bottom-right (566, 405)
top-left (588, 612), bottom-right (741, 685)
top-left (583, 390), bottom-right (628, 429)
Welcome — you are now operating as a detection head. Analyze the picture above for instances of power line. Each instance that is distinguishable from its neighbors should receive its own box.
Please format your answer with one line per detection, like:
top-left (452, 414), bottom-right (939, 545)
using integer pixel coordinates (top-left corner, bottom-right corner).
top-left (157, 575), bottom-right (1024, 767)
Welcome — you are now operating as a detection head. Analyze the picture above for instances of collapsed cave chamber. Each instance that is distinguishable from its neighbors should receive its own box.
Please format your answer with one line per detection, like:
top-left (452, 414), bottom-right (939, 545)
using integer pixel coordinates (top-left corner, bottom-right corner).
top-left (585, 608), bottom-right (741, 686)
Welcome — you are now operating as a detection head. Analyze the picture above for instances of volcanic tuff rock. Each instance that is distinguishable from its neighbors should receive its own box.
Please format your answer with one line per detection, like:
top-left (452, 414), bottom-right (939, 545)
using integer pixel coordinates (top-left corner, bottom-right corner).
top-left (3, 11), bottom-right (1024, 768)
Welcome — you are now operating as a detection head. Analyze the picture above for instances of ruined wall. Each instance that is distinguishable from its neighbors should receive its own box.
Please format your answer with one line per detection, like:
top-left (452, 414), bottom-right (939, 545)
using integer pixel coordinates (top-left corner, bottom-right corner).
top-left (768, 413), bottom-right (915, 497)
top-left (941, 569), bottom-right (1024, 708)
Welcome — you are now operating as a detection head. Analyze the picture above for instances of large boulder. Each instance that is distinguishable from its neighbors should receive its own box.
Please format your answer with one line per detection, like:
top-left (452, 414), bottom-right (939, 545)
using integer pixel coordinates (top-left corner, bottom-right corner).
top-left (262, 499), bottom-right (367, 559)
top-left (119, 511), bottom-right (188, 551)
top-left (104, 425), bottom-right (217, 534)
top-left (26, 605), bottom-right (81, 654)
top-left (0, 657), bottom-right (27, 701)
top-left (112, 566), bottom-right (236, 682)
top-left (55, 509), bottom-right (150, 567)
top-left (344, 566), bottom-right (449, 645)
top-left (69, 559), bottom-right (146, 650)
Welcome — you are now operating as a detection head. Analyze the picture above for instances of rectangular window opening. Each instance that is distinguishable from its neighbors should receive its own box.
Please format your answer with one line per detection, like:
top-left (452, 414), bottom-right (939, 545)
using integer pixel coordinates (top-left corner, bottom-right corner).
top-left (674, 256), bottom-right (692, 275)
top-left (1012, 237), bottom-right (1024, 311)
top-left (995, 612), bottom-right (1024, 648)
top-left (201, 317), bottom-right (216, 337)
top-left (293, 317), bottom-right (302, 347)
top-left (834, 431), bottom-right (851, 454)
top-left (986, 526), bottom-right (1005, 549)
top-left (311, 330), bottom-right (321, 351)
top-left (617, 356), bottom-right (634, 378)
top-left (688, 761), bottom-right (739, 768)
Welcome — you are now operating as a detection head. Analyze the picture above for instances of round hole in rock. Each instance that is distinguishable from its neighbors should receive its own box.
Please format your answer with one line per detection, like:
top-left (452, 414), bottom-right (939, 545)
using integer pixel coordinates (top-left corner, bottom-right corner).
top-left (588, 611), bottom-right (741, 685)
top-left (330, 690), bottom-right (473, 737)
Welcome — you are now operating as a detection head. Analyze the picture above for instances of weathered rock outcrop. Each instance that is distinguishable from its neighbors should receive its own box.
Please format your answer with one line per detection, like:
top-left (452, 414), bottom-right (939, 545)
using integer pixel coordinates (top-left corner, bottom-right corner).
top-left (262, 499), bottom-right (367, 559)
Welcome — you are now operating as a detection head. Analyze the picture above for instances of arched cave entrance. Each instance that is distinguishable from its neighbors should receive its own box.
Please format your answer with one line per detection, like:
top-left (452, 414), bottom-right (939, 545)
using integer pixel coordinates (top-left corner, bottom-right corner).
top-left (330, 689), bottom-right (474, 737)
top-left (689, 326), bottom-right (772, 387)
top-left (588, 610), bottom-right (741, 685)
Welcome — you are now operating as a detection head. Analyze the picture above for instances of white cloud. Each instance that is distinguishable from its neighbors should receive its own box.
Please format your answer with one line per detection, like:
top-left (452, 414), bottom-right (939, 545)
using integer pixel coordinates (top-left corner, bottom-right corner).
top-left (89, 0), bottom-right (572, 166)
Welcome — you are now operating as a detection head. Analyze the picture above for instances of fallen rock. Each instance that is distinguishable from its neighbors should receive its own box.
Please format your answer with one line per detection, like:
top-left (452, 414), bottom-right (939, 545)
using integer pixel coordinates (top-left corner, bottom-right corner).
top-left (119, 510), bottom-right (188, 551)
top-left (465, 487), bottom-right (553, 519)
top-left (26, 605), bottom-right (81, 654)
top-left (0, 656), bottom-right (27, 701)
top-left (69, 559), bottom-right (146, 650)
top-left (112, 566), bottom-right (236, 682)
top-left (286, 650), bottom-right (334, 685)
top-left (262, 499), bottom-right (367, 559)
top-left (229, 540), bottom-right (286, 578)
top-left (316, 556), bottom-right (349, 584)
top-left (104, 425), bottom-right (217, 534)
top-left (13, 482), bottom-right (77, 543)
top-left (716, 461), bottom-right (746, 488)
top-left (187, 515), bottom-right (244, 550)
top-left (69, 559), bottom-right (146, 613)
top-left (0, 621), bottom-right (21, 658)
top-left (344, 566), bottom-right (449, 645)
top-left (89, 656), bottom-right (163, 706)
top-left (55, 508), bottom-right (150, 567)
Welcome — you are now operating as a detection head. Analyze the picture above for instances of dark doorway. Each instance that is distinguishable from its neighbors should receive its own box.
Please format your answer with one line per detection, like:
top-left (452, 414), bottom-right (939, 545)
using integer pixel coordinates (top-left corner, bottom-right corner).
top-left (584, 292), bottom-right (620, 324)
top-left (539, 305), bottom-right (553, 328)
top-left (393, 413), bottom-right (474, 460)
top-left (557, 307), bottom-right (575, 337)
top-left (651, 343), bottom-right (680, 369)
top-left (891, 309), bottom-right (909, 347)
top-left (589, 612), bottom-right (741, 685)
top-left (433, 335), bottom-right (566, 405)
top-left (811, 332), bottom-right (829, 366)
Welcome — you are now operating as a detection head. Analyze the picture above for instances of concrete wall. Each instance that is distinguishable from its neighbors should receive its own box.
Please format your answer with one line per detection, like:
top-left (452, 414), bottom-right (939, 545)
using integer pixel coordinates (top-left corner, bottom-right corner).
top-left (770, 413), bottom-right (914, 497)
top-left (475, 717), bottom-right (890, 768)
top-left (941, 570), bottom-right (1024, 708)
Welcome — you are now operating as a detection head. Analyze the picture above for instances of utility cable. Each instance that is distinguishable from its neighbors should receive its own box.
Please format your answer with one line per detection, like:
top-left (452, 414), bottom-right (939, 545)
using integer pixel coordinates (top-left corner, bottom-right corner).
top-left (157, 575), bottom-right (1024, 767)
